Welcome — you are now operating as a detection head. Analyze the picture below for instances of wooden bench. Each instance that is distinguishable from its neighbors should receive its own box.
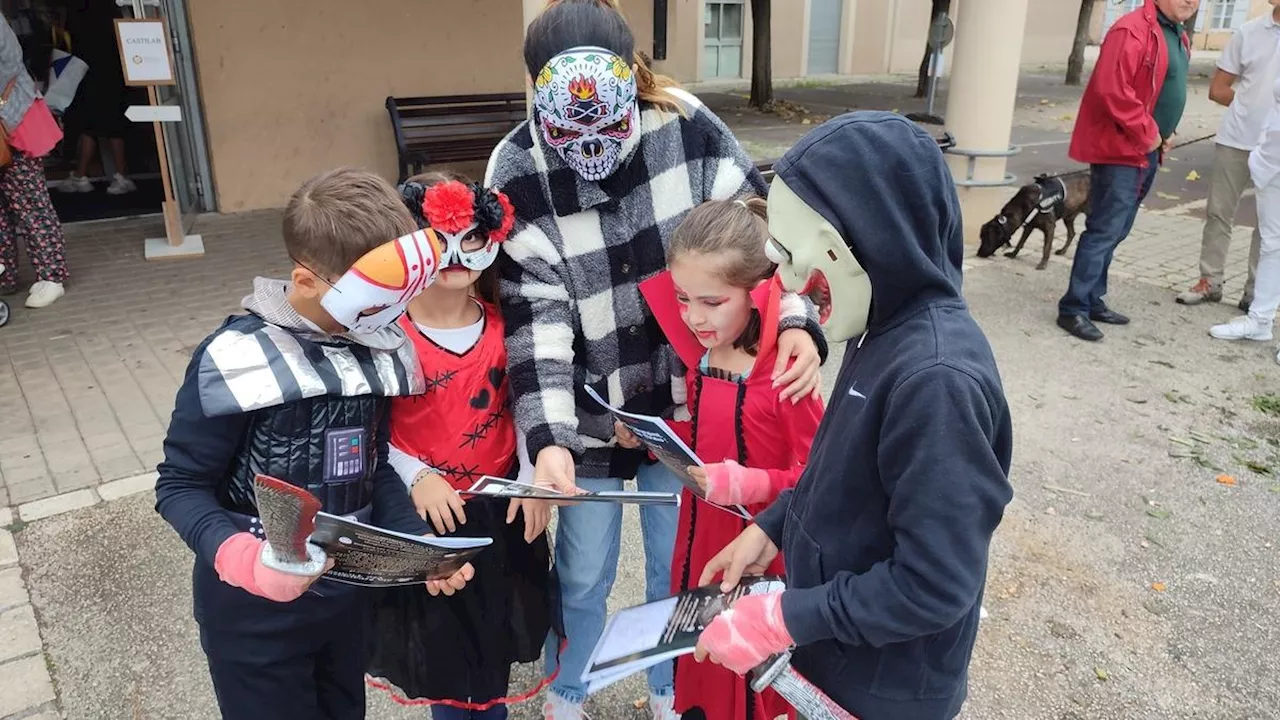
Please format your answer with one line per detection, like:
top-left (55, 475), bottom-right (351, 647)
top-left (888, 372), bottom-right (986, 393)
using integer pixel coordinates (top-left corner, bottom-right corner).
top-left (386, 93), bottom-right (527, 184)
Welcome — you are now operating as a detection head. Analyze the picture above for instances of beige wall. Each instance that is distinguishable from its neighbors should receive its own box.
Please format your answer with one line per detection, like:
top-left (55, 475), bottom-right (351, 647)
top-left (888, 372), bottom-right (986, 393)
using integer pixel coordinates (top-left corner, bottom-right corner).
top-left (188, 0), bottom-right (526, 213)
top-left (851, 0), bottom-right (1095, 76)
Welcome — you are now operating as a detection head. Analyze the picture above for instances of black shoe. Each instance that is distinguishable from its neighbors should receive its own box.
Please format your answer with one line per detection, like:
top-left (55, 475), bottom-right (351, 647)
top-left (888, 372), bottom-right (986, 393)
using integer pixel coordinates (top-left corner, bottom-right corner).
top-left (1089, 307), bottom-right (1130, 325)
top-left (1058, 314), bottom-right (1104, 341)
top-left (1239, 296), bottom-right (1252, 313)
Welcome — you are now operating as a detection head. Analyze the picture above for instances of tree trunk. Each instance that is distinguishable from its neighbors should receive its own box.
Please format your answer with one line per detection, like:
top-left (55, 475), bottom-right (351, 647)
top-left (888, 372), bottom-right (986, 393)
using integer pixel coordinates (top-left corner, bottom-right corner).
top-left (915, 0), bottom-right (952, 98)
top-left (1065, 0), bottom-right (1096, 86)
top-left (749, 0), bottom-right (773, 108)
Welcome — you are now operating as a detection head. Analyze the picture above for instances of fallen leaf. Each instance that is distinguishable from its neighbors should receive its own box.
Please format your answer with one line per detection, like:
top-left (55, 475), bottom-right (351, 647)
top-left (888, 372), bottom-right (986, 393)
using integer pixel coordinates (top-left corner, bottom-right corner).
top-left (1149, 359), bottom-right (1175, 369)
top-left (1040, 98), bottom-right (1050, 105)
top-left (1094, 667), bottom-right (1110, 681)
top-left (1270, 484), bottom-right (1280, 493)
top-left (1144, 531), bottom-right (1165, 547)
top-left (1216, 474), bottom-right (1237, 486)
top-left (1159, 167), bottom-right (1171, 173)
top-left (1059, 114), bottom-right (1074, 121)
top-left (1151, 582), bottom-right (1167, 592)
top-left (1147, 508), bottom-right (1172, 520)
top-left (633, 699), bottom-right (647, 710)
top-left (1186, 169), bottom-right (1200, 181)
top-left (1156, 191), bottom-right (1181, 201)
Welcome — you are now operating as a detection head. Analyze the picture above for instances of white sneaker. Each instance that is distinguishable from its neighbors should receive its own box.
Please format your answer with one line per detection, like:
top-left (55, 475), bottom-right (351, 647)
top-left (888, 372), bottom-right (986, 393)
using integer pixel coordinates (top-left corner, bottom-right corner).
top-left (25, 280), bottom-right (64, 308)
top-left (56, 174), bottom-right (92, 193)
top-left (1208, 315), bottom-right (1273, 342)
top-left (543, 692), bottom-right (585, 720)
top-left (106, 173), bottom-right (137, 195)
top-left (650, 693), bottom-right (680, 720)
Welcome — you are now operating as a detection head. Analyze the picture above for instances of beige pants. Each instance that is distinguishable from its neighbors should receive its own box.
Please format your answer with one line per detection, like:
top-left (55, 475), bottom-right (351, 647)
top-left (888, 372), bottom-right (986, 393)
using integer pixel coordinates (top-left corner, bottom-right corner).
top-left (1200, 143), bottom-right (1261, 298)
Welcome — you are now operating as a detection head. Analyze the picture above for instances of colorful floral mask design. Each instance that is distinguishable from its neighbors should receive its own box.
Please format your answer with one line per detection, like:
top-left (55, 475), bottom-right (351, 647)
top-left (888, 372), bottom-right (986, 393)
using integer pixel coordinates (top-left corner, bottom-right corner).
top-left (532, 46), bottom-right (638, 181)
top-left (398, 179), bottom-right (516, 272)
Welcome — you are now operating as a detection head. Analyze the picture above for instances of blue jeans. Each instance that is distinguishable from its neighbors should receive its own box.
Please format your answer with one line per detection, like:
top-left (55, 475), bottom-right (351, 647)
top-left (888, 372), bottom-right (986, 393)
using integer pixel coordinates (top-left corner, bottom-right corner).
top-left (431, 704), bottom-right (508, 720)
top-left (543, 461), bottom-right (683, 703)
top-left (1058, 151), bottom-right (1160, 317)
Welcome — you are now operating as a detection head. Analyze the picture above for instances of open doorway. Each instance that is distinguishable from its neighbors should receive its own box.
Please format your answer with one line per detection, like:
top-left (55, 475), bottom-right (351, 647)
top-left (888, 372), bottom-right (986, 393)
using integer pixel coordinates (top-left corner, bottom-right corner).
top-left (6, 0), bottom-right (165, 223)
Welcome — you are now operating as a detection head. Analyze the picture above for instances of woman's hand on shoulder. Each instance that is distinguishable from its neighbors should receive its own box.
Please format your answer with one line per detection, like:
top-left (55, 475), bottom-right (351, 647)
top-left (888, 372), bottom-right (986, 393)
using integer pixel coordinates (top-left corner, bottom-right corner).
top-left (773, 328), bottom-right (822, 403)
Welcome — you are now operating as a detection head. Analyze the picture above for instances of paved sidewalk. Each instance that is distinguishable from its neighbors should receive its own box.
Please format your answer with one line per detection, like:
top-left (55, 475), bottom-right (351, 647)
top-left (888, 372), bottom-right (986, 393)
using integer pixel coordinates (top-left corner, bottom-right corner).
top-left (1024, 202), bottom-right (1257, 307)
top-left (0, 211), bottom-right (290, 507)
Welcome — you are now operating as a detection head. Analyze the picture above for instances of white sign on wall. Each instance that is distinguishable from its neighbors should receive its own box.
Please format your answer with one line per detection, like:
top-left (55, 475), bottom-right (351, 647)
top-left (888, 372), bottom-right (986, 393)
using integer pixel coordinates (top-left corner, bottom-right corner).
top-left (114, 18), bottom-right (176, 86)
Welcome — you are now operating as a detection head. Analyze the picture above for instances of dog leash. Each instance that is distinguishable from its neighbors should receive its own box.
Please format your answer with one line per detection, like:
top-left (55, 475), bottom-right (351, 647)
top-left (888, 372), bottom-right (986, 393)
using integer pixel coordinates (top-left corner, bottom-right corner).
top-left (1034, 132), bottom-right (1218, 181)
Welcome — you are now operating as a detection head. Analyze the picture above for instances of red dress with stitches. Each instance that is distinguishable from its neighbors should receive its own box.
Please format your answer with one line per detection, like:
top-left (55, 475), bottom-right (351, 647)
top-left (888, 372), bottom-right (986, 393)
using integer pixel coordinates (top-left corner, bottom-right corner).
top-left (639, 273), bottom-right (825, 720)
top-left (366, 301), bottom-right (558, 709)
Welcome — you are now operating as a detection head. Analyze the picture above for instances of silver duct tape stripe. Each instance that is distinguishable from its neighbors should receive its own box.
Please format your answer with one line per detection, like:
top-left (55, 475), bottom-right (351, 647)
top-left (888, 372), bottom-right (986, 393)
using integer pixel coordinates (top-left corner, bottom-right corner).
top-left (321, 345), bottom-right (373, 398)
top-left (201, 324), bottom-right (426, 416)
top-left (388, 339), bottom-right (427, 395)
top-left (205, 328), bottom-right (285, 415)
top-left (266, 325), bottom-right (330, 399)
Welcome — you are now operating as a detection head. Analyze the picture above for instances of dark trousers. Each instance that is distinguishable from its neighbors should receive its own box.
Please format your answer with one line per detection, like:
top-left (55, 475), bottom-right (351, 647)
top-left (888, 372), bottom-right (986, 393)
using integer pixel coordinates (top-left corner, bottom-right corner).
top-left (1058, 151), bottom-right (1160, 317)
top-left (431, 703), bottom-right (510, 720)
top-left (194, 561), bottom-right (367, 720)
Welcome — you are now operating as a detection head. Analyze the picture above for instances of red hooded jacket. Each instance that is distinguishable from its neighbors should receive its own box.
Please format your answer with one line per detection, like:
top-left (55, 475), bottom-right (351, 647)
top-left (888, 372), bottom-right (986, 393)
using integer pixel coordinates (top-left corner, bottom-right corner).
top-left (1068, 0), bottom-right (1190, 168)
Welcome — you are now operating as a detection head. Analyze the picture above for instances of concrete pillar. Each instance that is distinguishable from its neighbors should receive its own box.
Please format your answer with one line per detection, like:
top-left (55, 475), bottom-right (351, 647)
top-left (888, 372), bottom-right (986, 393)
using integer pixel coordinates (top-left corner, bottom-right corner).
top-left (941, 0), bottom-right (1030, 240)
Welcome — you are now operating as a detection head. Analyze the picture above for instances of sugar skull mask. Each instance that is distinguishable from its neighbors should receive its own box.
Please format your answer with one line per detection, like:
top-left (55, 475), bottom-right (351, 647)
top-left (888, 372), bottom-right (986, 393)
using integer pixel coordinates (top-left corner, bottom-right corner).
top-left (532, 46), bottom-right (638, 181)
top-left (319, 228), bottom-right (443, 334)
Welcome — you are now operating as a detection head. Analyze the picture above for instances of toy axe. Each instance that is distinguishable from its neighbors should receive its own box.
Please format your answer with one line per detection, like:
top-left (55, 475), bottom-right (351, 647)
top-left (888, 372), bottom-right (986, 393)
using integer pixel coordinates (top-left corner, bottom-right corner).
top-left (252, 474), bottom-right (329, 576)
top-left (751, 650), bottom-right (857, 720)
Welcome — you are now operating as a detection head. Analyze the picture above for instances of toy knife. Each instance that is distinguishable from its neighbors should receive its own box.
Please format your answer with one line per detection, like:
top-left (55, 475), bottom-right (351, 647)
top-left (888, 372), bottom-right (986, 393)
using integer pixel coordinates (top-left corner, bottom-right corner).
top-left (750, 650), bottom-right (858, 720)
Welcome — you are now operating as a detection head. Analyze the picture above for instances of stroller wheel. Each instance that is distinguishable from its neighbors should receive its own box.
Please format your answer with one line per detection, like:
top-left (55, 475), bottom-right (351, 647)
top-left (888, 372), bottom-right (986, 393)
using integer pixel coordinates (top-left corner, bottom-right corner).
top-left (0, 299), bottom-right (9, 327)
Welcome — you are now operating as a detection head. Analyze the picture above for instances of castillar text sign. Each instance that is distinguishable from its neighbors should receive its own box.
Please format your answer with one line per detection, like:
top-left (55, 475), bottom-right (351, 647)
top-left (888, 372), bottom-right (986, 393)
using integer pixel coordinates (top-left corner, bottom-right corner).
top-left (114, 18), bottom-right (176, 86)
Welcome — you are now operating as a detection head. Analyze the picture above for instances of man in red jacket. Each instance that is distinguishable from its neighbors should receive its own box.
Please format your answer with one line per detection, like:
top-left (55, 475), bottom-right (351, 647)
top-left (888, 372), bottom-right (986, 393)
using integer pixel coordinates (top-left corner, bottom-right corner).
top-left (1057, 0), bottom-right (1198, 341)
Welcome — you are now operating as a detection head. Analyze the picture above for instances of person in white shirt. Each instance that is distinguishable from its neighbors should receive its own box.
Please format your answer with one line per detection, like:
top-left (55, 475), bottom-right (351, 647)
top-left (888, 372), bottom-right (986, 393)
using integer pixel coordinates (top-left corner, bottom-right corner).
top-left (1209, 37), bottom-right (1280, 365)
top-left (1177, 1), bottom-right (1280, 309)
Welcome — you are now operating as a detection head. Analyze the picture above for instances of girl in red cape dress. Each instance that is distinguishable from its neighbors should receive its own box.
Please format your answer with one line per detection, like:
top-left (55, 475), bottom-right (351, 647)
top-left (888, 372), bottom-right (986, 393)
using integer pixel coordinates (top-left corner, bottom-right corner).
top-left (365, 174), bottom-right (560, 720)
top-left (627, 197), bottom-right (825, 720)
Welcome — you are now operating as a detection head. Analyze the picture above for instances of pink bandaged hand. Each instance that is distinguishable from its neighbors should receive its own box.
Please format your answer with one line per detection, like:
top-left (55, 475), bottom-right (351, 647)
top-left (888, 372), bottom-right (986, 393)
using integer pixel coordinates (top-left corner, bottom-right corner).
top-left (214, 532), bottom-right (322, 602)
top-left (703, 459), bottom-right (773, 506)
top-left (699, 592), bottom-right (794, 675)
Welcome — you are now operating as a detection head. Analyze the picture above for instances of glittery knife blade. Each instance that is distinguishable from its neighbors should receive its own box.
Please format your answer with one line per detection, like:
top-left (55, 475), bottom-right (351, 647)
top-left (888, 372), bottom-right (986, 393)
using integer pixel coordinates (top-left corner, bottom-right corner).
top-left (252, 474), bottom-right (328, 576)
top-left (750, 651), bottom-right (858, 720)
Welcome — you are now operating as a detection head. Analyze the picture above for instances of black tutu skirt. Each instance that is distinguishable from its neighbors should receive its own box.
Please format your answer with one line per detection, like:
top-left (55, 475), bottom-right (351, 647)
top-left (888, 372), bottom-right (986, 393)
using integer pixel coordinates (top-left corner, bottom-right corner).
top-left (366, 495), bottom-right (561, 704)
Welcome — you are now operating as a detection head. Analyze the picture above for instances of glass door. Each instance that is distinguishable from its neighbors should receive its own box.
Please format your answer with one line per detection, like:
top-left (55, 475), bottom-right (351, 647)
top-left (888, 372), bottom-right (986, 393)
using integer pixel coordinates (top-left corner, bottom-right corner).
top-left (120, 0), bottom-right (214, 228)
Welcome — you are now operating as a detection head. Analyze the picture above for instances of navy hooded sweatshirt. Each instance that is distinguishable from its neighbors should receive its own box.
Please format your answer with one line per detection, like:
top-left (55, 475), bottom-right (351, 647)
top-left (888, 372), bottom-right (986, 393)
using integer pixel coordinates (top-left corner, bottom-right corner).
top-left (753, 112), bottom-right (1014, 719)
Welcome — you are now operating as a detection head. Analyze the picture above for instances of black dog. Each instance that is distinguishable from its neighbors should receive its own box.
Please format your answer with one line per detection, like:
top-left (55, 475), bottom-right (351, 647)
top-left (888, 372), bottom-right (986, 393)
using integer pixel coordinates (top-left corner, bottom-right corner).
top-left (977, 173), bottom-right (1091, 270)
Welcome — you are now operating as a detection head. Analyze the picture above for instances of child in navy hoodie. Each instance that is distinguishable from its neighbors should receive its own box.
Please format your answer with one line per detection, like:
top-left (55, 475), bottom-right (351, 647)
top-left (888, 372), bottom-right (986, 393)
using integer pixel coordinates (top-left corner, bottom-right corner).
top-left (693, 112), bottom-right (1014, 720)
top-left (155, 168), bottom-right (473, 720)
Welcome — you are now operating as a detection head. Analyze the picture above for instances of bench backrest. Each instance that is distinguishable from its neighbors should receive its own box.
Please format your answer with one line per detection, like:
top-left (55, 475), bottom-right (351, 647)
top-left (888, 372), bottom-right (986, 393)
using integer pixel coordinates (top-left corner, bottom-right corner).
top-left (386, 94), bottom-right (527, 151)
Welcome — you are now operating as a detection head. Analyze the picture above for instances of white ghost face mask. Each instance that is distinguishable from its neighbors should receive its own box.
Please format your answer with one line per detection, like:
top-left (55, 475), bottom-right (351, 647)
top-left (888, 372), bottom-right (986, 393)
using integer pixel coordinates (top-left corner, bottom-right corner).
top-left (765, 177), bottom-right (873, 342)
top-left (318, 229), bottom-right (444, 335)
top-left (532, 46), bottom-right (638, 182)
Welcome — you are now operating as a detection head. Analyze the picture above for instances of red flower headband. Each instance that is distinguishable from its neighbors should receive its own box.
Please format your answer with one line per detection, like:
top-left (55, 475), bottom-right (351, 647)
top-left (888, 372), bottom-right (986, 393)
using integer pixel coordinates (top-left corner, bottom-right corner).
top-left (422, 180), bottom-right (516, 243)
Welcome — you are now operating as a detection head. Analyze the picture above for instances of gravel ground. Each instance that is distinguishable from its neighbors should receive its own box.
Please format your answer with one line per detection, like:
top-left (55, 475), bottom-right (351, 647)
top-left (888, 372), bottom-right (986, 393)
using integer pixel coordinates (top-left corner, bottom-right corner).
top-left (14, 258), bottom-right (1280, 720)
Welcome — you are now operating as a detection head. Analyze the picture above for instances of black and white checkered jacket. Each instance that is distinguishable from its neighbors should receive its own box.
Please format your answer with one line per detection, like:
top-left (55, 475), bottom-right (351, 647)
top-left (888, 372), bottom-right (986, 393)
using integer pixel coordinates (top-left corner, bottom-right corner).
top-left (486, 88), bottom-right (826, 481)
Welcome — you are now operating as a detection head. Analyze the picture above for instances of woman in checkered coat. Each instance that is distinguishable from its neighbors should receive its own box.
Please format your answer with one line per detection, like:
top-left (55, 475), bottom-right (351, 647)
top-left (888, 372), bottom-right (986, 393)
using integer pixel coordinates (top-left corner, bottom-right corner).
top-left (484, 2), bottom-right (828, 719)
